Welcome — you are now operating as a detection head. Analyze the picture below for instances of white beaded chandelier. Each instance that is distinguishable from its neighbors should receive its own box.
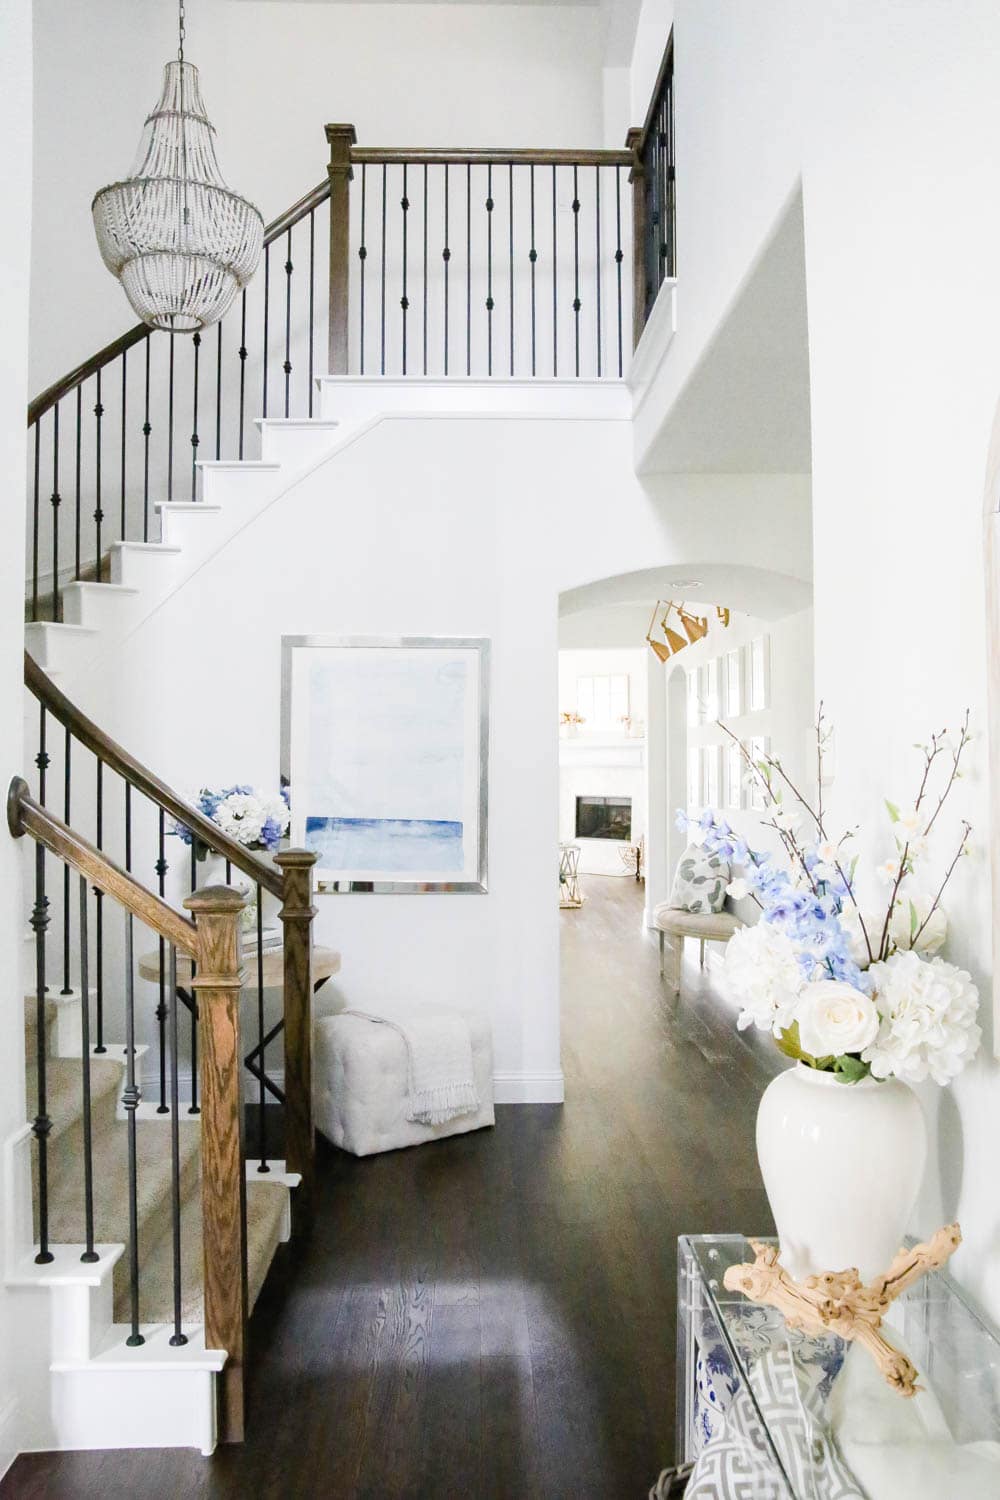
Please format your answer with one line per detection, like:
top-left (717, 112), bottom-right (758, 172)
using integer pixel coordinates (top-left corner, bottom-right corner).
top-left (92, 1), bottom-right (263, 333)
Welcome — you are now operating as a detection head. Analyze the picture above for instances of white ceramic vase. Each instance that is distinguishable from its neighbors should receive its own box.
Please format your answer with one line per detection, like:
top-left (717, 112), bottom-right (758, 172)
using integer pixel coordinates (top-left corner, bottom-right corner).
top-left (756, 1063), bottom-right (927, 1282)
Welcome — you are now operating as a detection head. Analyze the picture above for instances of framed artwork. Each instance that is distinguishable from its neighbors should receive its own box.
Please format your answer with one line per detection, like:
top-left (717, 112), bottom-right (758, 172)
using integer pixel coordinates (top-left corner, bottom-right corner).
top-left (281, 636), bottom-right (490, 893)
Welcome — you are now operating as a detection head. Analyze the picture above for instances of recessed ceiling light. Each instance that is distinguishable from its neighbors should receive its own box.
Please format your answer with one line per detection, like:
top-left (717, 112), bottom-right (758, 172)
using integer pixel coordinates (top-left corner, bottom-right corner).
top-left (669, 580), bottom-right (702, 589)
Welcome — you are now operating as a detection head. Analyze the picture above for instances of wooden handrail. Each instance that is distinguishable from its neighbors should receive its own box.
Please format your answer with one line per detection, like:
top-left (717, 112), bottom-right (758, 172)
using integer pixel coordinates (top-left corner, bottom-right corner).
top-left (634, 33), bottom-right (674, 156)
top-left (350, 146), bottom-right (635, 168)
top-left (24, 653), bottom-right (284, 900)
top-left (7, 777), bottom-right (200, 955)
top-left (27, 181), bottom-right (331, 429)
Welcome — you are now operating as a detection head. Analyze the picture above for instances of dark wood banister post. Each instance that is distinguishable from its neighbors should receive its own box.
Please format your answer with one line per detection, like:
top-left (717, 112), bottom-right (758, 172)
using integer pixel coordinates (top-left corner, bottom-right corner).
top-left (275, 849), bottom-right (318, 1210)
top-left (325, 124), bottom-right (357, 376)
top-left (626, 126), bottom-right (647, 351)
top-left (184, 885), bottom-right (249, 1445)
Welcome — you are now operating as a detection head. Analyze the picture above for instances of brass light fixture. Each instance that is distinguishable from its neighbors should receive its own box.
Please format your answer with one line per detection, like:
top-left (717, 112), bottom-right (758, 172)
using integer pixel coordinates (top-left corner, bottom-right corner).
top-left (646, 600), bottom-right (730, 662)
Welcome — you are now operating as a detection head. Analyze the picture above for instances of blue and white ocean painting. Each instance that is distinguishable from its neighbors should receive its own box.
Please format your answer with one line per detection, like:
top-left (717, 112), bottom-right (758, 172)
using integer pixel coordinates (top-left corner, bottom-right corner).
top-left (306, 816), bottom-right (464, 873)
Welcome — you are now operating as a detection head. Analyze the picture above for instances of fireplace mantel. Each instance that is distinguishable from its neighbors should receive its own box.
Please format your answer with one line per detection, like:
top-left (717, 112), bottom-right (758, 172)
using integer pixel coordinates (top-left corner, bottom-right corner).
top-left (559, 738), bottom-right (646, 771)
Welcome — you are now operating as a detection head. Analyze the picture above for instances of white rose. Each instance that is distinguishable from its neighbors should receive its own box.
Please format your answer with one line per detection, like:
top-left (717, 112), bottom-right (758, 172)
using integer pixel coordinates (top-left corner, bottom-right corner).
top-left (795, 980), bottom-right (879, 1058)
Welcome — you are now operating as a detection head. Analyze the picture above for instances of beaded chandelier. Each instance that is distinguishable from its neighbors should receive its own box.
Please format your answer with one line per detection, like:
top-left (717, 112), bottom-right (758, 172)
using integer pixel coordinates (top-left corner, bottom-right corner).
top-left (92, 1), bottom-right (263, 333)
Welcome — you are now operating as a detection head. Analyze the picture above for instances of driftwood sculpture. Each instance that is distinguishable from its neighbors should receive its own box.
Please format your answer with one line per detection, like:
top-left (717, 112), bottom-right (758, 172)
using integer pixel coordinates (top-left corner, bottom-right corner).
top-left (722, 1224), bottom-right (962, 1397)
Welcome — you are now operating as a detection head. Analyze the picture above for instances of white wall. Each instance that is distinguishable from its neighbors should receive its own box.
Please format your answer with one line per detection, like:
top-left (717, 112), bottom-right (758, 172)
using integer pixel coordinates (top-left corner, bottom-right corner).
top-left (64, 406), bottom-right (812, 1104)
top-left (30, 0), bottom-right (606, 395)
top-left (0, 0), bottom-right (32, 1472)
top-left (620, 0), bottom-right (1000, 1321)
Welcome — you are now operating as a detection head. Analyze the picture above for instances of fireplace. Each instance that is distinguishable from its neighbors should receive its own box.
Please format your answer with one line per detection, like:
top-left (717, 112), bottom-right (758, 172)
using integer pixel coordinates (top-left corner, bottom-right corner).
top-left (575, 795), bottom-right (632, 842)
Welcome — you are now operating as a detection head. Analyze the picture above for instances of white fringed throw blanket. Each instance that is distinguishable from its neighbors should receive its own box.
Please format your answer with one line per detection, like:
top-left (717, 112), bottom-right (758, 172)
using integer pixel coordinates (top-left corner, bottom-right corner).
top-left (343, 1006), bottom-right (480, 1125)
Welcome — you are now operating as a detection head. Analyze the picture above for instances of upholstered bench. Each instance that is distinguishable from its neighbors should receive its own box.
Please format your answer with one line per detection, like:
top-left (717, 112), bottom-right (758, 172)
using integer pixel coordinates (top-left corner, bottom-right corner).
top-left (652, 901), bottom-right (743, 995)
top-left (313, 1008), bottom-right (495, 1156)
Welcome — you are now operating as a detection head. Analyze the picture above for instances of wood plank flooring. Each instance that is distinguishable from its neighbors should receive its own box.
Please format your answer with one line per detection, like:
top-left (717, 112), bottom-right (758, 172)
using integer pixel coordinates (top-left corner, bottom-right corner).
top-left (4, 874), bottom-right (780, 1499)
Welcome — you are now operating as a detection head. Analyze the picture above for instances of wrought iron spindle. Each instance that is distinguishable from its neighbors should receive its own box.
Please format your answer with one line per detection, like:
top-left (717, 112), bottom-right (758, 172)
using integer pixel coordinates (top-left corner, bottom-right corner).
top-left (142, 336), bottom-right (152, 542)
top-left (74, 386), bottom-right (83, 579)
top-left (308, 209), bottom-right (316, 416)
top-left (31, 842), bottom-right (53, 1264)
top-left (400, 165), bottom-right (409, 376)
top-left (215, 322), bottom-right (223, 460)
top-left (380, 164), bottom-right (387, 376)
top-left (31, 420), bottom-right (40, 622)
top-left (61, 727), bottom-right (72, 995)
top-left (595, 167), bottom-right (602, 379)
top-left (155, 808), bottom-right (169, 1112)
top-left (167, 333), bottom-right (175, 504)
top-left (167, 944), bottom-right (187, 1345)
top-left (262, 243), bottom-right (270, 420)
top-left (256, 891), bottom-right (269, 1173)
top-left (359, 165), bottom-right (367, 376)
top-left (485, 165), bottom-right (494, 377)
top-left (190, 331), bottom-right (201, 502)
top-left (283, 227), bottom-right (293, 418)
top-left (49, 404), bottom-right (61, 622)
top-left (572, 166), bottom-right (581, 378)
top-left (443, 165), bottom-right (450, 375)
top-left (78, 874), bottom-right (98, 1263)
top-left (508, 164), bottom-right (515, 378)
top-left (238, 292), bottom-right (248, 460)
top-left (120, 348), bottom-right (127, 538)
top-left (123, 908), bottom-right (144, 1346)
top-left (36, 703), bottom-right (48, 807)
top-left (530, 166), bottom-right (537, 377)
top-left (94, 370), bottom-right (104, 578)
top-left (94, 758), bottom-right (106, 1053)
top-left (615, 165), bottom-right (624, 378)
top-left (552, 165), bottom-right (559, 377)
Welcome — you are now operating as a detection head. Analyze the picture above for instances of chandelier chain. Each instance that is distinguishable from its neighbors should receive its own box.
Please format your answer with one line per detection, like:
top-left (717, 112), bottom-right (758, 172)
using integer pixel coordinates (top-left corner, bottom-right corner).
top-left (178, 0), bottom-right (186, 63)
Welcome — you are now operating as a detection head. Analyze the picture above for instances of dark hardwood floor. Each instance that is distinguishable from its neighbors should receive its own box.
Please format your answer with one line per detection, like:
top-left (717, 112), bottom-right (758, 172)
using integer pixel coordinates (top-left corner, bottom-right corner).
top-left (4, 875), bottom-right (779, 1499)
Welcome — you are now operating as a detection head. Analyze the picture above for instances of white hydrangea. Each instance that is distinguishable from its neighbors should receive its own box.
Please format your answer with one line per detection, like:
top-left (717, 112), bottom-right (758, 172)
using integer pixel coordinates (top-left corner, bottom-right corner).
top-left (212, 791), bottom-right (288, 848)
top-left (723, 922), bottom-right (804, 1035)
top-left (863, 950), bottom-right (981, 1085)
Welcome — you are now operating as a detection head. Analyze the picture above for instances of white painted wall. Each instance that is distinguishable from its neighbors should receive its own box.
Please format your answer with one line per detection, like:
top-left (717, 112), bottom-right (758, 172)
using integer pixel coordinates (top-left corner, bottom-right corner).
top-left (0, 0), bottom-right (32, 1472)
top-left (621, 0), bottom-right (1000, 1322)
top-left (30, 0), bottom-right (607, 395)
top-left (558, 646), bottom-right (647, 875)
top-left (63, 402), bottom-right (812, 1104)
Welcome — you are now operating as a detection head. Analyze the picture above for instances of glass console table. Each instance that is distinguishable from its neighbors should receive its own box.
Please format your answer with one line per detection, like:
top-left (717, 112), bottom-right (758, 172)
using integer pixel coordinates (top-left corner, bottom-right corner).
top-left (677, 1234), bottom-right (1000, 1499)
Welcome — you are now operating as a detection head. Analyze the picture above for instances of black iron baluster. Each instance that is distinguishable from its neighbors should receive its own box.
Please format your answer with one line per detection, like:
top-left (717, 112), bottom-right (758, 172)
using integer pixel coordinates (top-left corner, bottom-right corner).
top-left (359, 165), bottom-right (367, 376)
top-left (123, 908), bottom-right (144, 1346)
top-left (238, 292), bottom-right (248, 460)
top-left (400, 165), bottom-right (409, 376)
top-left (380, 163), bottom-right (387, 377)
top-left (595, 166), bottom-right (602, 379)
top-left (190, 331), bottom-right (201, 502)
top-left (31, 841), bottom-right (53, 1264)
top-left (120, 348), bottom-right (127, 539)
top-left (422, 164), bottom-right (429, 376)
top-left (308, 209), bottom-right (316, 416)
top-left (215, 322), bottom-right (222, 460)
top-left (615, 165), bottom-right (624, 378)
top-left (167, 944), bottom-right (187, 1345)
top-left (188, 840), bottom-right (199, 1116)
top-left (572, 166), bottom-right (581, 377)
top-left (485, 165), bottom-right (494, 377)
top-left (508, 163), bottom-right (515, 378)
top-left (94, 370), bottom-right (104, 579)
top-left (49, 404), bottom-right (61, 622)
top-left (142, 336), bottom-right (152, 542)
top-left (167, 333), bottom-right (175, 504)
top-left (443, 165), bottom-right (450, 375)
top-left (78, 874), bottom-right (98, 1263)
top-left (31, 420), bottom-right (40, 622)
top-left (37, 703), bottom-right (48, 810)
top-left (155, 809), bottom-right (169, 1113)
top-left (262, 243), bottom-right (270, 420)
top-left (61, 727), bottom-right (72, 995)
top-left (74, 386), bottom-right (82, 580)
top-left (552, 165), bottom-right (558, 377)
top-left (94, 759), bottom-right (106, 1053)
top-left (466, 164), bottom-right (472, 377)
top-left (530, 165), bottom-right (537, 377)
top-left (283, 227), bottom-right (293, 418)
top-left (256, 892), bottom-right (269, 1173)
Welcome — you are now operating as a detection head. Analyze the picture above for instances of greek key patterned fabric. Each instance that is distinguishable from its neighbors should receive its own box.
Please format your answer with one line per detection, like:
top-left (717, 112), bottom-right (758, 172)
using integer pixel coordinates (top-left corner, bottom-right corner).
top-left (686, 1307), bottom-right (862, 1500)
top-left (670, 844), bottom-right (731, 914)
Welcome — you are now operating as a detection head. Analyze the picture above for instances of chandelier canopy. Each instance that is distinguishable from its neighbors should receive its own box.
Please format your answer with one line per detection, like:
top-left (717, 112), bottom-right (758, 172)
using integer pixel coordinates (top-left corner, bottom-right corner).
top-left (92, 13), bottom-right (263, 334)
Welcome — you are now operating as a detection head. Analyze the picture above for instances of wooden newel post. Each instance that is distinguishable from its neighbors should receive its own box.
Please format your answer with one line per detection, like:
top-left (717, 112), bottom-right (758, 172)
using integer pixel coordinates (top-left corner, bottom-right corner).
top-left (625, 126), bottom-right (646, 351)
top-left (325, 123), bottom-right (357, 376)
top-left (183, 884), bottom-right (248, 1445)
top-left (275, 849), bottom-right (318, 1201)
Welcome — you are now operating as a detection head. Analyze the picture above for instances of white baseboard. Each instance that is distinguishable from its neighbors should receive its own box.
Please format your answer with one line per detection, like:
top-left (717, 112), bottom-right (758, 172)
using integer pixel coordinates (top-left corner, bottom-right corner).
top-left (0, 1390), bottom-right (20, 1483)
top-left (492, 1070), bottom-right (565, 1105)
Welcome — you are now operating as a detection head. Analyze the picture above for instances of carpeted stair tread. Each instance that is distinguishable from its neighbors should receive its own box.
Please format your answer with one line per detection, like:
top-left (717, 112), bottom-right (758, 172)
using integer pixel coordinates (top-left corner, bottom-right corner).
top-left (116, 1176), bottom-right (288, 1326)
top-left (26, 1054), bottom-right (124, 1147)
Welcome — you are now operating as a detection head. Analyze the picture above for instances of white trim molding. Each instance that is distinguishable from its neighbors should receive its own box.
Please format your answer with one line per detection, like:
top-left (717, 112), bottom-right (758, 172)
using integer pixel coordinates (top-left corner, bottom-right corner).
top-left (492, 1070), bottom-right (565, 1105)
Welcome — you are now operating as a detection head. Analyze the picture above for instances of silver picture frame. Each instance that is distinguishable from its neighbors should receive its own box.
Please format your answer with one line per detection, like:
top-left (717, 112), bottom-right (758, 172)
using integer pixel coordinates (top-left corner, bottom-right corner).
top-left (281, 634), bottom-right (490, 894)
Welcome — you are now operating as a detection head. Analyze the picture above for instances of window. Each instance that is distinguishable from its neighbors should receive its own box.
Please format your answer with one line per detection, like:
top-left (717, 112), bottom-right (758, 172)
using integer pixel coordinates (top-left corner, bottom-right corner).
top-left (686, 668), bottom-right (700, 728)
top-left (703, 659), bottom-right (720, 723)
top-left (576, 673), bottom-right (629, 731)
top-left (748, 637), bottom-right (770, 712)
top-left (748, 736), bottom-right (769, 811)
top-left (687, 747), bottom-right (701, 812)
top-left (726, 743), bottom-right (743, 810)
top-left (703, 744), bottom-right (720, 807)
top-left (725, 649), bottom-right (742, 717)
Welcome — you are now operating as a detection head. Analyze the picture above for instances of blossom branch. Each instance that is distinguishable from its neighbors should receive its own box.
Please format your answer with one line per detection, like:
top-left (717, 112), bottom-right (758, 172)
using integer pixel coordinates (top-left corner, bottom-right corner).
top-left (911, 822), bottom-right (972, 950)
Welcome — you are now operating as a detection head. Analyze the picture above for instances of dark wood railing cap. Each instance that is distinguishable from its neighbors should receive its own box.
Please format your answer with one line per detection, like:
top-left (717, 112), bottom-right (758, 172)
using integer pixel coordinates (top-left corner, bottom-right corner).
top-left (183, 885), bottom-right (247, 915)
top-left (273, 849), bottom-right (318, 869)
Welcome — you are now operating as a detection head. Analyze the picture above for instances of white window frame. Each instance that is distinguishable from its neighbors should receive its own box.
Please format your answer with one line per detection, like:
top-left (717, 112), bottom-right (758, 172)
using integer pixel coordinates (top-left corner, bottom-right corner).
top-left (725, 648), bottom-right (743, 717)
top-left (576, 673), bottom-right (630, 732)
top-left (748, 636), bottom-right (771, 712)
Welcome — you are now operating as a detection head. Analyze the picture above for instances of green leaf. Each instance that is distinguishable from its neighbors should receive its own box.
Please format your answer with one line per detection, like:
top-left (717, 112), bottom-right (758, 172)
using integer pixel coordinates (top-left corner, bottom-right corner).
top-left (832, 1053), bottom-right (870, 1084)
top-left (885, 799), bottom-right (901, 823)
top-left (775, 1024), bottom-right (833, 1071)
top-left (909, 900), bottom-right (919, 940)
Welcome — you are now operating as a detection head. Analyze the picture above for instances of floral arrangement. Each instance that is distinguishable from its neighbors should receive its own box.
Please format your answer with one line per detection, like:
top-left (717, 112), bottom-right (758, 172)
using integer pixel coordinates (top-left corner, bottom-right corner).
top-left (560, 711), bottom-right (585, 727)
top-left (680, 708), bottom-right (980, 1087)
top-left (172, 784), bottom-right (290, 853)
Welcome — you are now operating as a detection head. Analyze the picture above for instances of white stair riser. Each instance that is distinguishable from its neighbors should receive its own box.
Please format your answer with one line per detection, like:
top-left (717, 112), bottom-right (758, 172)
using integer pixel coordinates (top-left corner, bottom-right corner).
top-left (24, 624), bottom-right (98, 677)
top-left (50, 1364), bottom-right (217, 1455)
top-left (109, 543), bottom-right (182, 590)
top-left (61, 585), bottom-right (140, 636)
top-left (197, 462), bottom-right (280, 508)
top-left (256, 420), bottom-right (341, 468)
top-left (315, 374), bottom-right (633, 424)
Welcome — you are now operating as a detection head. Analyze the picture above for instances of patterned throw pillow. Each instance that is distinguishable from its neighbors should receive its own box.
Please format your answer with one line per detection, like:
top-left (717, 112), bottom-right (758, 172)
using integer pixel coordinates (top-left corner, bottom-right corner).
top-left (670, 844), bottom-right (731, 914)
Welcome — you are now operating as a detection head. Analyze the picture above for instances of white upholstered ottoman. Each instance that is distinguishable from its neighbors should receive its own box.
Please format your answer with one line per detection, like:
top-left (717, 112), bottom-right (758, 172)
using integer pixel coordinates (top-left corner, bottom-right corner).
top-left (314, 1009), bottom-right (495, 1156)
